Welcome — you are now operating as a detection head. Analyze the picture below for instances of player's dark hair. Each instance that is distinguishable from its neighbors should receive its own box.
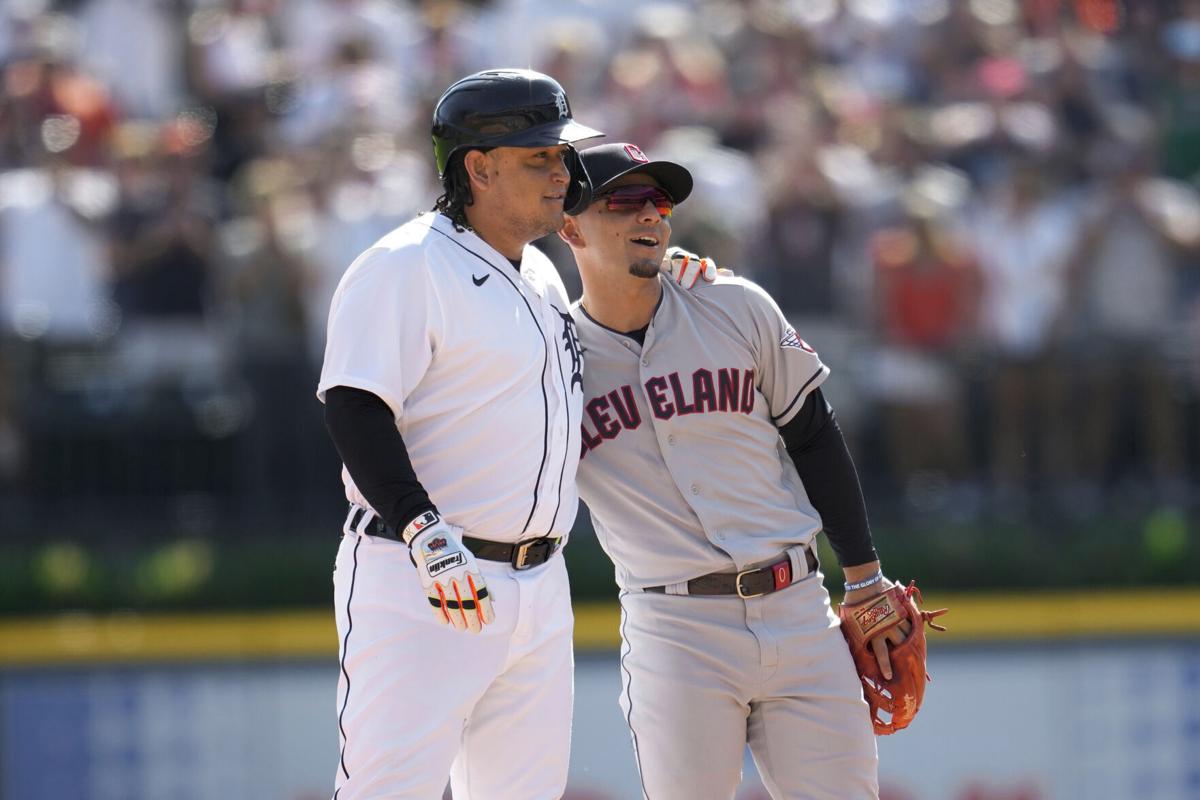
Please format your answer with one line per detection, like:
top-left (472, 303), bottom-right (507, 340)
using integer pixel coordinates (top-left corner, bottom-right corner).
top-left (432, 148), bottom-right (492, 232)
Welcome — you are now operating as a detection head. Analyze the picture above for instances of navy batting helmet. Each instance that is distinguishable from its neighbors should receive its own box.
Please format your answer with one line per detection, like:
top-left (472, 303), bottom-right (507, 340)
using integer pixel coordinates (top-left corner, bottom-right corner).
top-left (431, 69), bottom-right (603, 213)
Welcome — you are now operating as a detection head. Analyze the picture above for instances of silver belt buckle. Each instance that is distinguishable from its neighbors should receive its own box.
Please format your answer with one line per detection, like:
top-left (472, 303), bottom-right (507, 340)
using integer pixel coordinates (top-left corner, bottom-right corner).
top-left (513, 538), bottom-right (553, 570)
top-left (735, 568), bottom-right (764, 599)
top-left (514, 540), bottom-right (535, 570)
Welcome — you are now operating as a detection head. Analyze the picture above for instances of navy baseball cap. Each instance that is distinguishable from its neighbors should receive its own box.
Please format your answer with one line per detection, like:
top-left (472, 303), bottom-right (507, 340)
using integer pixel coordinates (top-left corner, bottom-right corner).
top-left (574, 143), bottom-right (693, 208)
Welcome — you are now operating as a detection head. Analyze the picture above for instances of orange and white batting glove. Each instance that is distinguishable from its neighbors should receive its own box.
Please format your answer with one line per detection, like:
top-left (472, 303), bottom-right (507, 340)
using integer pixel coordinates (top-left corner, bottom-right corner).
top-left (661, 246), bottom-right (718, 289)
top-left (404, 511), bottom-right (495, 633)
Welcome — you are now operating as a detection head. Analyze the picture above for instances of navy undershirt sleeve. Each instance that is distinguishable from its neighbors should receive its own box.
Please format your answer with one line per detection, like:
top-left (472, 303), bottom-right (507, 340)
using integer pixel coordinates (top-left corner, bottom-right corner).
top-left (778, 387), bottom-right (879, 568)
top-left (323, 386), bottom-right (437, 535)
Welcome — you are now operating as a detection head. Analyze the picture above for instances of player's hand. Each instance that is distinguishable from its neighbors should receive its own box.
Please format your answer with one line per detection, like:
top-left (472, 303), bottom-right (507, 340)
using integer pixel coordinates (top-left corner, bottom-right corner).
top-left (844, 577), bottom-right (911, 681)
top-left (407, 514), bottom-right (495, 633)
top-left (661, 246), bottom-right (719, 289)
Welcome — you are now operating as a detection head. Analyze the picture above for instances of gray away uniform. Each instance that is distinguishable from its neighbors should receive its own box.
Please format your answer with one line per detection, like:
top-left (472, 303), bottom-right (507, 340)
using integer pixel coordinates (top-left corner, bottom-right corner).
top-left (574, 274), bottom-right (878, 800)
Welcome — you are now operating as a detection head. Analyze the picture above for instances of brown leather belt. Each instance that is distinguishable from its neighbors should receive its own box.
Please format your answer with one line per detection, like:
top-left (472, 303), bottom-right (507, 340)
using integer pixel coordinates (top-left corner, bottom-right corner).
top-left (644, 545), bottom-right (818, 598)
top-left (348, 506), bottom-right (562, 570)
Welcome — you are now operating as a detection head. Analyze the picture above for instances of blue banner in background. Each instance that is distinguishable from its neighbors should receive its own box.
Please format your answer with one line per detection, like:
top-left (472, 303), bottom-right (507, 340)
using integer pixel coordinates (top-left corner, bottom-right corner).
top-left (3, 676), bottom-right (92, 799)
top-left (1, 665), bottom-right (335, 800)
top-left (3, 645), bottom-right (1199, 800)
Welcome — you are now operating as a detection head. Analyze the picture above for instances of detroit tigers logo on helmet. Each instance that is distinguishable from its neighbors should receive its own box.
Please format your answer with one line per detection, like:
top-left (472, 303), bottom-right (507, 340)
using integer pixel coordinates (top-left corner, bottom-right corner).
top-left (554, 91), bottom-right (569, 119)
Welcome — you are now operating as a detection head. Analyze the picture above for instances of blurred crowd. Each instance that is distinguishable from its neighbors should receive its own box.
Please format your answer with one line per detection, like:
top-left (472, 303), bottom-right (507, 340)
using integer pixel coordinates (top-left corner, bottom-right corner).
top-left (1, 0), bottom-right (1199, 536)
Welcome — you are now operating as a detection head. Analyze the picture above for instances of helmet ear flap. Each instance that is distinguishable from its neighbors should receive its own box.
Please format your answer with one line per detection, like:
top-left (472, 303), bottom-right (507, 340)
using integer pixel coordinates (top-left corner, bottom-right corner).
top-left (564, 145), bottom-right (593, 216)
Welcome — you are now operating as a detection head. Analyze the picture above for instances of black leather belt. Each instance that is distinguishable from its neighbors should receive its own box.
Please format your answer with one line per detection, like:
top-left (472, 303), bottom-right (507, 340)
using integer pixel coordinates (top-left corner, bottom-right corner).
top-left (644, 546), bottom-right (818, 598)
top-left (348, 507), bottom-right (562, 570)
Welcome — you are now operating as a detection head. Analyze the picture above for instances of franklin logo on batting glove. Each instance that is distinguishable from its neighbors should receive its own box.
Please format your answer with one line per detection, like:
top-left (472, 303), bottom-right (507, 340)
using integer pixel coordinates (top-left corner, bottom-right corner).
top-left (425, 551), bottom-right (466, 577)
top-left (405, 512), bottom-right (495, 633)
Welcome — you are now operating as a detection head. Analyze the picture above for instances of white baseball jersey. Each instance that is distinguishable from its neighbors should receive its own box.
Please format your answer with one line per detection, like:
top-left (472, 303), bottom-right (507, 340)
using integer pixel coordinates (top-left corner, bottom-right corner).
top-left (319, 211), bottom-right (583, 799)
top-left (573, 274), bottom-right (829, 589)
top-left (318, 211), bottom-right (584, 541)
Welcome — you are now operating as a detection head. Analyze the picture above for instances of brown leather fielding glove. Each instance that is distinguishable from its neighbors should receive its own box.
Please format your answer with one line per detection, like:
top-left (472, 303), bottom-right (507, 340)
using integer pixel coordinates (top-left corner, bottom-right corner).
top-left (838, 580), bottom-right (948, 735)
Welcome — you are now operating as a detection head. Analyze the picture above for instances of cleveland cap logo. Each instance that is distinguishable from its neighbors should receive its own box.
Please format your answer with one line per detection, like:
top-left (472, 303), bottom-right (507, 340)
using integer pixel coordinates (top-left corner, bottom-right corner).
top-left (624, 144), bottom-right (649, 163)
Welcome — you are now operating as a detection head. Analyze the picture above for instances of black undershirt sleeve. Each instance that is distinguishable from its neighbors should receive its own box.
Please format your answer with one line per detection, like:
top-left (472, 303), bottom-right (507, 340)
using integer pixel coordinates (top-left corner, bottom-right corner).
top-left (323, 386), bottom-right (437, 535)
top-left (778, 387), bottom-right (879, 568)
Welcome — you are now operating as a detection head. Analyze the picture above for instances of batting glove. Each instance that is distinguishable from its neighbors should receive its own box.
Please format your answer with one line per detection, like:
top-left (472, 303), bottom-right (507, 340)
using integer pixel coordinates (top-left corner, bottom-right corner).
top-left (404, 511), bottom-right (495, 633)
top-left (661, 246), bottom-right (718, 289)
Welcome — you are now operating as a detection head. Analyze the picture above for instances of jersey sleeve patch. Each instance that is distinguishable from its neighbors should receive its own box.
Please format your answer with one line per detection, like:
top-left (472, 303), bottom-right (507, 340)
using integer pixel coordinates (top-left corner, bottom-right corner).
top-left (780, 326), bottom-right (816, 354)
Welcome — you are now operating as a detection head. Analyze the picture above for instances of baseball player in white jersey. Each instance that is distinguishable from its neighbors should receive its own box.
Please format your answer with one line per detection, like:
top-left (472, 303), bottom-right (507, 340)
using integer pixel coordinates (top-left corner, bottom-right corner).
top-left (316, 69), bottom-right (601, 799)
top-left (560, 143), bottom-right (911, 799)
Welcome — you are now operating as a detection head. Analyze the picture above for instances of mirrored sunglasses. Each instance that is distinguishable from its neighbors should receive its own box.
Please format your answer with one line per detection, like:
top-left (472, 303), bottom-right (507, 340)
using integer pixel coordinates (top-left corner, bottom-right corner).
top-left (597, 185), bottom-right (675, 217)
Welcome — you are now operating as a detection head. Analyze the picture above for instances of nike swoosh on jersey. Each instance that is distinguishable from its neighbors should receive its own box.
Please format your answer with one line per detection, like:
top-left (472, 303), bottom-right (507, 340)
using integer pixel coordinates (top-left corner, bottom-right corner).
top-left (472, 274), bottom-right (490, 286)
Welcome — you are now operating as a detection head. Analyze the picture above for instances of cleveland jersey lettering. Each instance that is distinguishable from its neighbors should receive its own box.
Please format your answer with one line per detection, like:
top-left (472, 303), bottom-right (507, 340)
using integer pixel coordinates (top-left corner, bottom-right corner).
top-left (573, 274), bottom-right (829, 589)
top-left (581, 368), bottom-right (755, 456)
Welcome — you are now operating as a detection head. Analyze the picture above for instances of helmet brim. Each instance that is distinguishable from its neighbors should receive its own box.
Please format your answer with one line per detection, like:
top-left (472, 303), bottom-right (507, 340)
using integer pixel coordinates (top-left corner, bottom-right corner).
top-left (490, 119), bottom-right (604, 148)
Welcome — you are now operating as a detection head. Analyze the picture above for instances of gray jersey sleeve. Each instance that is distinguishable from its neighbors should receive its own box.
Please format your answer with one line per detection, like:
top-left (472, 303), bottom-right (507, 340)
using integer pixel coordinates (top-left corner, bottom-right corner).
top-left (738, 280), bottom-right (829, 427)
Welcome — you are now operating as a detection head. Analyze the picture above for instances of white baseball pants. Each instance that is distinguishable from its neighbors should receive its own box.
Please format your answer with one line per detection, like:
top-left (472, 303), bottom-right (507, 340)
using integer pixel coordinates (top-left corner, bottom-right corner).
top-left (618, 568), bottom-right (878, 800)
top-left (331, 528), bottom-right (574, 799)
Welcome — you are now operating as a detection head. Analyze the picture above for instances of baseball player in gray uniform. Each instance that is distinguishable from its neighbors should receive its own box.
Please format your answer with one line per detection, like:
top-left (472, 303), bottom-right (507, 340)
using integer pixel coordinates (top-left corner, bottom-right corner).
top-left (560, 143), bottom-right (909, 799)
